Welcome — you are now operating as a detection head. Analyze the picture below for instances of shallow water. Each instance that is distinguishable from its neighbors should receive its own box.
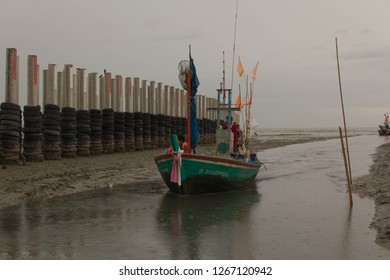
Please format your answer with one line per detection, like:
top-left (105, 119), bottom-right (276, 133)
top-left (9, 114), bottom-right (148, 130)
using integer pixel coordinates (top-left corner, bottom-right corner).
top-left (1, 131), bottom-right (390, 259)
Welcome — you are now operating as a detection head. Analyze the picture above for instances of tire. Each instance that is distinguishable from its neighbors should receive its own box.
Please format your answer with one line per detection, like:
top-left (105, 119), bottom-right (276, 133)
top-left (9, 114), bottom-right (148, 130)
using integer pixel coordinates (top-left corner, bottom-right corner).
top-left (2, 120), bottom-right (21, 128)
top-left (1, 114), bottom-right (20, 122)
top-left (62, 107), bottom-right (76, 113)
top-left (23, 110), bottom-right (42, 118)
top-left (43, 113), bottom-right (61, 121)
top-left (44, 104), bottom-right (60, 111)
top-left (24, 105), bottom-right (41, 111)
top-left (1, 102), bottom-right (20, 111)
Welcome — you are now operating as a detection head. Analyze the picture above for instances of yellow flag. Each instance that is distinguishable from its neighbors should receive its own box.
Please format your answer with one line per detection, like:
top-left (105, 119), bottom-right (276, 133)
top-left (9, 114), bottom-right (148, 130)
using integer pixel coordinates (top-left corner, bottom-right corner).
top-left (237, 56), bottom-right (244, 77)
top-left (251, 62), bottom-right (259, 80)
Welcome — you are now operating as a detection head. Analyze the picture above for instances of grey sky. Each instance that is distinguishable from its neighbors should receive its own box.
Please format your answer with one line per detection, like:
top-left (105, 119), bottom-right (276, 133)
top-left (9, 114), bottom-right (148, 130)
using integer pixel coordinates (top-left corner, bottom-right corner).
top-left (1, 0), bottom-right (390, 128)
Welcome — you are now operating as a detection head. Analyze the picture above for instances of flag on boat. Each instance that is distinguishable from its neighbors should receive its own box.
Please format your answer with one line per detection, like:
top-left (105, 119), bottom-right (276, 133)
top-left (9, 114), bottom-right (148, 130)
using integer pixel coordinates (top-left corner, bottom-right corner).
top-left (237, 56), bottom-right (244, 77)
top-left (189, 55), bottom-right (199, 149)
top-left (251, 62), bottom-right (259, 81)
top-left (235, 92), bottom-right (242, 109)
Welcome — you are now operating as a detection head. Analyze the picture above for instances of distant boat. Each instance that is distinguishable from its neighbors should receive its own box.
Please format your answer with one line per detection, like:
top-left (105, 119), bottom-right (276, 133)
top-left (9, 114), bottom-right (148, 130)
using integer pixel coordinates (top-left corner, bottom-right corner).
top-left (378, 112), bottom-right (390, 136)
top-left (154, 49), bottom-right (264, 195)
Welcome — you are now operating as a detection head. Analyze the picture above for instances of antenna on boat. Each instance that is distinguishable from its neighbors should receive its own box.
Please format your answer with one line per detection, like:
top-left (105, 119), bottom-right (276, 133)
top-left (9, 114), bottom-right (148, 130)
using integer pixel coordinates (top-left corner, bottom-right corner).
top-left (230, 0), bottom-right (239, 94)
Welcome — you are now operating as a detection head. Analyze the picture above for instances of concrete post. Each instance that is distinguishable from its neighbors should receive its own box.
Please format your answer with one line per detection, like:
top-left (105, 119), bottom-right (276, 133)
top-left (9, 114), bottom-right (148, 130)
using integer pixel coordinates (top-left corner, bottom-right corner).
top-left (213, 98), bottom-right (216, 121)
top-left (88, 73), bottom-right (98, 110)
top-left (111, 78), bottom-right (116, 111)
top-left (104, 72), bottom-right (112, 109)
top-left (99, 76), bottom-right (105, 109)
top-left (196, 95), bottom-right (200, 118)
top-left (76, 68), bottom-right (86, 110)
top-left (63, 64), bottom-right (73, 107)
top-left (42, 70), bottom-right (48, 107)
top-left (125, 77), bottom-right (133, 113)
top-left (169, 86), bottom-right (175, 117)
top-left (37, 65), bottom-right (40, 106)
top-left (72, 74), bottom-right (77, 109)
top-left (16, 55), bottom-right (20, 105)
top-left (114, 75), bottom-right (123, 112)
top-left (156, 82), bottom-right (162, 115)
top-left (57, 72), bottom-right (64, 108)
top-left (163, 85), bottom-right (169, 115)
top-left (133, 77), bottom-right (140, 112)
top-left (5, 48), bottom-right (18, 104)
top-left (141, 80), bottom-right (148, 113)
top-left (174, 88), bottom-right (180, 117)
top-left (47, 64), bottom-right (56, 105)
top-left (205, 97), bottom-right (209, 120)
top-left (202, 95), bottom-right (207, 119)
top-left (149, 81), bottom-right (156, 114)
top-left (27, 55), bottom-right (39, 106)
top-left (119, 76), bottom-right (123, 112)
top-left (181, 89), bottom-right (186, 117)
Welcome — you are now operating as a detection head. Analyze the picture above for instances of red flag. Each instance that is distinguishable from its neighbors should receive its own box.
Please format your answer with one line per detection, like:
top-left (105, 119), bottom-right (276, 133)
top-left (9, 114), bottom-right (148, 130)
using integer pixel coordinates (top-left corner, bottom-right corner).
top-left (237, 56), bottom-right (244, 77)
top-left (251, 62), bottom-right (259, 80)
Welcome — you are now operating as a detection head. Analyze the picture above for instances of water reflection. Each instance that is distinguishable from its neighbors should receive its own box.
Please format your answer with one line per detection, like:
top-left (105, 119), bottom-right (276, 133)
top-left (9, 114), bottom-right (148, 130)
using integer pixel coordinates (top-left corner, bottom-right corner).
top-left (156, 189), bottom-right (261, 259)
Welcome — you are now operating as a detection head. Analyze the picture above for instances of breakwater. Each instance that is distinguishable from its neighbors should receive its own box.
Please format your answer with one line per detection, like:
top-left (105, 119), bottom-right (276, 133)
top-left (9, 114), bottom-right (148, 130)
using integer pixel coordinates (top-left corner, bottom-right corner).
top-left (0, 48), bottom-right (226, 164)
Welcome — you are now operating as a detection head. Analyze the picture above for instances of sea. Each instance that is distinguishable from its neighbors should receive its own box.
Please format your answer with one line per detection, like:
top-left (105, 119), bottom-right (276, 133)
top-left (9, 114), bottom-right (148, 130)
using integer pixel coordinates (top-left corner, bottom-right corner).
top-left (1, 127), bottom-right (390, 259)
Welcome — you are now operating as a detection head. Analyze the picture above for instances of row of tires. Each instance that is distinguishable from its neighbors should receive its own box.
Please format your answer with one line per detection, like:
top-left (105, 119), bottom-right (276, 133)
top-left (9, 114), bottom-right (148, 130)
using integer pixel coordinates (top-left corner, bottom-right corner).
top-left (0, 102), bottom-right (217, 164)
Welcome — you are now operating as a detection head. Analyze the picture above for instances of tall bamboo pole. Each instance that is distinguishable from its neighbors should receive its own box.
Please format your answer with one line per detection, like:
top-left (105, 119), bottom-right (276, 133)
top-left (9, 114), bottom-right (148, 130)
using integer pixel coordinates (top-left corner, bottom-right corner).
top-left (339, 127), bottom-right (353, 206)
top-left (335, 37), bottom-right (353, 187)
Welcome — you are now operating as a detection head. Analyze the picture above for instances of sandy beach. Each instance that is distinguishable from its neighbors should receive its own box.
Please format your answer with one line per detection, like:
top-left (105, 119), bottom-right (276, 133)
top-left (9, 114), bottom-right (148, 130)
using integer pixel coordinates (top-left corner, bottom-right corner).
top-left (1, 133), bottom-right (389, 249)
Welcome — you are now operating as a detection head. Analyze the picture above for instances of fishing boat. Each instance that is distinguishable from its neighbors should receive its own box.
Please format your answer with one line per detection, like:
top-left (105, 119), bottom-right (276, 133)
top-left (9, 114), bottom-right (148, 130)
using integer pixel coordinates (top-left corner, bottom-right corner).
top-left (154, 48), bottom-right (264, 195)
top-left (378, 113), bottom-right (390, 136)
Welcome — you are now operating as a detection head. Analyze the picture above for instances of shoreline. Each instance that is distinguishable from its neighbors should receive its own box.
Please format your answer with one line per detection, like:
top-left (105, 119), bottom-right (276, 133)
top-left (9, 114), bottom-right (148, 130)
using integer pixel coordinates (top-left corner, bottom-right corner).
top-left (353, 142), bottom-right (390, 249)
top-left (1, 133), bottom-right (389, 249)
top-left (0, 135), bottom-right (338, 210)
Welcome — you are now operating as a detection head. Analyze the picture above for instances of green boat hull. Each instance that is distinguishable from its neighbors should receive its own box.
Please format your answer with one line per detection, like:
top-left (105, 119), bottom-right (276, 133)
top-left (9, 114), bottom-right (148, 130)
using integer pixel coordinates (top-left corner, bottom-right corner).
top-left (154, 153), bottom-right (261, 194)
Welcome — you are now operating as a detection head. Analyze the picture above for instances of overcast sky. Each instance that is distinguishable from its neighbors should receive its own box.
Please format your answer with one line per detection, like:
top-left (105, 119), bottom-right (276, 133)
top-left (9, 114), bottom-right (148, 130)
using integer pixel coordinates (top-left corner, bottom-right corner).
top-left (1, 0), bottom-right (390, 128)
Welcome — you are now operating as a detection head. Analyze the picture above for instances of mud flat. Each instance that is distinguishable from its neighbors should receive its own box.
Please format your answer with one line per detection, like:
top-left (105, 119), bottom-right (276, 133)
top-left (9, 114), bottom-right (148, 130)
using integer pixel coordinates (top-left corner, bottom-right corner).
top-left (354, 142), bottom-right (390, 249)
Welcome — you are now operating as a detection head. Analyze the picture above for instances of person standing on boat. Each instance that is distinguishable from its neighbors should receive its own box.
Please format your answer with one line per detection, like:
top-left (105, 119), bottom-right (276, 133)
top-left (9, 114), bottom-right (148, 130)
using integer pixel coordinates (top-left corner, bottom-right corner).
top-left (167, 134), bottom-right (189, 154)
top-left (231, 121), bottom-right (238, 152)
top-left (222, 117), bottom-right (239, 152)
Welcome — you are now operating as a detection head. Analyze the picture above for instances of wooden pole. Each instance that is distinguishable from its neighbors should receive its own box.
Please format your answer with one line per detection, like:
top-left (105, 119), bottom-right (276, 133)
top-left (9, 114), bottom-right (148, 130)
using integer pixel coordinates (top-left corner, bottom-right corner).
top-left (339, 127), bottom-right (353, 206)
top-left (335, 37), bottom-right (353, 187)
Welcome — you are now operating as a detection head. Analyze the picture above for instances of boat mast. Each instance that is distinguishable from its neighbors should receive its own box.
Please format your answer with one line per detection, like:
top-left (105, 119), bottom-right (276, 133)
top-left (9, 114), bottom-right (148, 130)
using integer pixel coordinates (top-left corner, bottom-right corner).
top-left (245, 75), bottom-right (249, 147)
top-left (230, 0), bottom-right (239, 97)
top-left (223, 51), bottom-right (226, 92)
top-left (187, 45), bottom-right (192, 153)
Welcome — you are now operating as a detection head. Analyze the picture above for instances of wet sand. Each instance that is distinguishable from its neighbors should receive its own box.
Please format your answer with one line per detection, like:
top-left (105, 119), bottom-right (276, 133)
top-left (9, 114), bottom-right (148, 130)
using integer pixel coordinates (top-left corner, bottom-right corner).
top-left (1, 133), bottom-right (389, 249)
top-left (353, 142), bottom-right (390, 249)
top-left (0, 135), bottom-right (337, 210)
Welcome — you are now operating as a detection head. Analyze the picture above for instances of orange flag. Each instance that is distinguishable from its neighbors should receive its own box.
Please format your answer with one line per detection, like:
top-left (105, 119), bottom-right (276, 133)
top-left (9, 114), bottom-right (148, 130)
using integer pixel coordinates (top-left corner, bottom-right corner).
top-left (237, 56), bottom-right (244, 77)
top-left (235, 92), bottom-right (242, 109)
top-left (251, 62), bottom-right (259, 80)
top-left (240, 100), bottom-right (245, 110)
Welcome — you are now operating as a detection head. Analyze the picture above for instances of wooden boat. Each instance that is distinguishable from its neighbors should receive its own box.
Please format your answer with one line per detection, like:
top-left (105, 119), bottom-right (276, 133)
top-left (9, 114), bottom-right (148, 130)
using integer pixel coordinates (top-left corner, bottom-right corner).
top-left (378, 113), bottom-right (390, 136)
top-left (154, 48), bottom-right (263, 195)
top-left (155, 152), bottom-right (262, 194)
